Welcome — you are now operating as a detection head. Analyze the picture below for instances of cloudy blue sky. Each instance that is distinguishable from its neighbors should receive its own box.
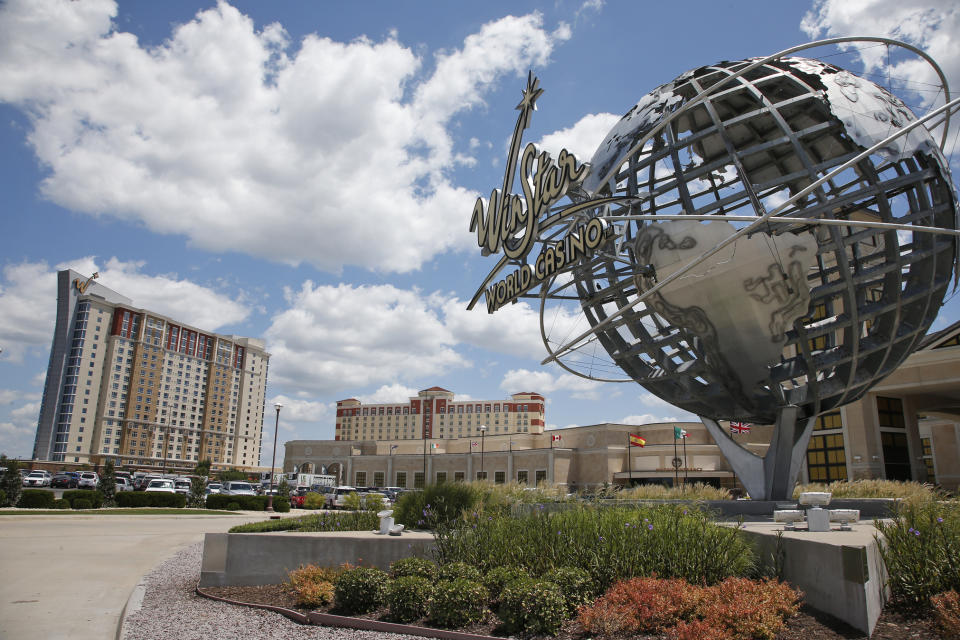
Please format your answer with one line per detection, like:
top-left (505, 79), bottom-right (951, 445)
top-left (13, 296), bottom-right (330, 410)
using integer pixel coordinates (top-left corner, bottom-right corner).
top-left (1, 0), bottom-right (958, 465)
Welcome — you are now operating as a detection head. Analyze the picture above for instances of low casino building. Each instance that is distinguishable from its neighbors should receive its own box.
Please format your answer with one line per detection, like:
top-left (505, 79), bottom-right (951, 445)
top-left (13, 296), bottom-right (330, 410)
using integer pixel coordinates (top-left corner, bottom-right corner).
top-left (290, 320), bottom-right (960, 493)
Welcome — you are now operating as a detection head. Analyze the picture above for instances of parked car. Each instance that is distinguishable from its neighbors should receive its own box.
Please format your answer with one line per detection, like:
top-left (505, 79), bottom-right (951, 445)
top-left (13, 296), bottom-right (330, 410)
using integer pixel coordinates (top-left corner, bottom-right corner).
top-left (23, 470), bottom-right (53, 487)
top-left (325, 486), bottom-right (358, 510)
top-left (51, 472), bottom-right (79, 488)
top-left (77, 471), bottom-right (99, 489)
top-left (173, 478), bottom-right (192, 495)
top-left (362, 491), bottom-right (390, 509)
top-left (220, 481), bottom-right (257, 496)
top-left (205, 482), bottom-right (222, 494)
top-left (135, 475), bottom-right (161, 491)
top-left (114, 477), bottom-right (133, 492)
top-left (144, 479), bottom-right (175, 493)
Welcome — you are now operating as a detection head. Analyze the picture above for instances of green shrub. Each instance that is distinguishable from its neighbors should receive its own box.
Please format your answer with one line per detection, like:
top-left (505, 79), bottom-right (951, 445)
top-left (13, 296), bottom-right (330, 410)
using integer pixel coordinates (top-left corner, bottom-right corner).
top-left (204, 494), bottom-right (285, 511)
top-left (483, 566), bottom-right (529, 603)
top-left (387, 575), bottom-right (434, 622)
top-left (333, 566), bottom-right (389, 614)
top-left (72, 498), bottom-right (92, 510)
top-left (544, 566), bottom-right (596, 614)
top-left (18, 489), bottom-right (56, 509)
top-left (228, 510), bottom-right (378, 533)
top-left (115, 492), bottom-right (186, 508)
top-left (304, 492), bottom-right (325, 509)
top-left (437, 561), bottom-right (482, 583)
top-left (53, 499), bottom-right (71, 510)
top-left (875, 497), bottom-right (960, 605)
top-left (428, 579), bottom-right (488, 628)
top-left (0, 489), bottom-right (6, 507)
top-left (63, 490), bottom-right (104, 509)
top-left (394, 482), bottom-right (482, 529)
top-left (390, 556), bottom-right (438, 580)
top-left (499, 578), bottom-right (568, 636)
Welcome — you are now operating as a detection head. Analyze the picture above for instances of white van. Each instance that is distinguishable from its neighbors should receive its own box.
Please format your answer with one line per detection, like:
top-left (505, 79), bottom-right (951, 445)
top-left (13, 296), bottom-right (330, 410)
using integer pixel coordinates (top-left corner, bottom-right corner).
top-left (325, 486), bottom-right (358, 509)
top-left (221, 481), bottom-right (257, 496)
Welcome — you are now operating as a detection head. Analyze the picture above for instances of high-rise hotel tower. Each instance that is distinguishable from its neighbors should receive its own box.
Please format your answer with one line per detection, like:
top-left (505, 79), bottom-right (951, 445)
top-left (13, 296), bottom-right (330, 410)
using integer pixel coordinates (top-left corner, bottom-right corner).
top-left (33, 270), bottom-right (270, 470)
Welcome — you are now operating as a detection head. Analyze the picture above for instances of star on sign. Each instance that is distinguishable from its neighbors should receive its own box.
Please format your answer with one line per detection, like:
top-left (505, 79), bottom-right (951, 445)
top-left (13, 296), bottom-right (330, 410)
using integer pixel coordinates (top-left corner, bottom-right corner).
top-left (516, 71), bottom-right (543, 129)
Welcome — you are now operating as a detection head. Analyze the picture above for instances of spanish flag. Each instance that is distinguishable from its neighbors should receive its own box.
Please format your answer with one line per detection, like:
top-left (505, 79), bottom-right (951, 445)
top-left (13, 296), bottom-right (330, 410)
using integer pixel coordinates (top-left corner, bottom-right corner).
top-left (629, 433), bottom-right (646, 447)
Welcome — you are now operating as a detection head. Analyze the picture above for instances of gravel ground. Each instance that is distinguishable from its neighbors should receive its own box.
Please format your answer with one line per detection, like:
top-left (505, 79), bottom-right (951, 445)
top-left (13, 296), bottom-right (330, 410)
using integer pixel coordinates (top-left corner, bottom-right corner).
top-left (120, 543), bottom-right (423, 640)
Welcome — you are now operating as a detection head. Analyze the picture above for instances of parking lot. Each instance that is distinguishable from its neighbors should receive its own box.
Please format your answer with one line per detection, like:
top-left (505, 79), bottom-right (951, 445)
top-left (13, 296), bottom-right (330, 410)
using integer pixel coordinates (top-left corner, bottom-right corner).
top-left (0, 510), bottom-right (272, 640)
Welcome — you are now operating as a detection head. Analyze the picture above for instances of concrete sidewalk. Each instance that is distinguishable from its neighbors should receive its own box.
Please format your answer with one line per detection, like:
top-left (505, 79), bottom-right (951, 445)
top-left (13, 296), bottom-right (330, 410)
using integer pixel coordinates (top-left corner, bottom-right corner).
top-left (0, 510), bottom-right (273, 640)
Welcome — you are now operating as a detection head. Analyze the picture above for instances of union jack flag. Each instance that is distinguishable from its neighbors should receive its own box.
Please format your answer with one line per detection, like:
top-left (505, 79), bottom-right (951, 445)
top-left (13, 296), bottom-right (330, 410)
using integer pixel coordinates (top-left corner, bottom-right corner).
top-left (471, 441), bottom-right (479, 447)
top-left (730, 422), bottom-right (752, 434)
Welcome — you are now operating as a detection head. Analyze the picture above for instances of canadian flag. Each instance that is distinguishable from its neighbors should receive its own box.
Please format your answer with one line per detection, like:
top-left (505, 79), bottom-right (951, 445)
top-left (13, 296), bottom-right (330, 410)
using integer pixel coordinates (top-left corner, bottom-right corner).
top-left (551, 434), bottom-right (562, 442)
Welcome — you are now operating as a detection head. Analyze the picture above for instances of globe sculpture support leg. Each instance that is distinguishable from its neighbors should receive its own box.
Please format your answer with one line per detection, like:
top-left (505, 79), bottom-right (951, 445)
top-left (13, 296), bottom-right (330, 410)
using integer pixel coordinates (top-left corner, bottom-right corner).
top-left (700, 407), bottom-right (816, 501)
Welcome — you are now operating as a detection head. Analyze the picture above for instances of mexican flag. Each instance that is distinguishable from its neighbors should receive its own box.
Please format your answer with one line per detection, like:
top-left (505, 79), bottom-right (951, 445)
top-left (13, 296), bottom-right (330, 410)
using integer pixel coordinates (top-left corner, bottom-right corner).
top-left (674, 426), bottom-right (688, 439)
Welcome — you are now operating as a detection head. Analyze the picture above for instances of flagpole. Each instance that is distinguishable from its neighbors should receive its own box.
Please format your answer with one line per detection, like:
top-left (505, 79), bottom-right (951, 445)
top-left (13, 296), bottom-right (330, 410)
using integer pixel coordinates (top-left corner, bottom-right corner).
top-left (673, 429), bottom-right (679, 490)
top-left (682, 433), bottom-right (688, 492)
top-left (629, 433), bottom-right (634, 486)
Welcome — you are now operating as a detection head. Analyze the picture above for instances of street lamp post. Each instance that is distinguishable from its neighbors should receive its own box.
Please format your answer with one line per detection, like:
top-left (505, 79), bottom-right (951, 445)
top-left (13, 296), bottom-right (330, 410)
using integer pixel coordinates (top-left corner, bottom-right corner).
top-left (267, 402), bottom-right (282, 512)
top-left (479, 425), bottom-right (487, 480)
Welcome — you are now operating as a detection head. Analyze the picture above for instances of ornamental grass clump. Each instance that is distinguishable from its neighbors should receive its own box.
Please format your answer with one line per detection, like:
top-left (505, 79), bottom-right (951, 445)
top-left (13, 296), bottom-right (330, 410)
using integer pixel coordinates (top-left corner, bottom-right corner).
top-left (333, 566), bottom-right (389, 614)
top-left (498, 578), bottom-right (568, 636)
top-left (427, 578), bottom-right (488, 628)
top-left (618, 482), bottom-right (731, 501)
top-left (432, 503), bottom-right (754, 592)
top-left (386, 575), bottom-right (434, 623)
top-left (875, 497), bottom-right (960, 606)
top-left (793, 479), bottom-right (937, 502)
top-left (390, 556), bottom-right (437, 581)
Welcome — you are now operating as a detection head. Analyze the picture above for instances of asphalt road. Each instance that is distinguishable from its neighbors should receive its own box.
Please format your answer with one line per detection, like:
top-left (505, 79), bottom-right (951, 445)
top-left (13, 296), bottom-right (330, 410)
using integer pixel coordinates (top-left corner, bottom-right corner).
top-left (0, 510), bottom-right (273, 640)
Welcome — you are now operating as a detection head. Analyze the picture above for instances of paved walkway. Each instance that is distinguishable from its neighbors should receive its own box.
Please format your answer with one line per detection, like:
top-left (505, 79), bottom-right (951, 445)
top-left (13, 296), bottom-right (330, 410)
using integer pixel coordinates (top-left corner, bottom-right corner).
top-left (0, 510), bottom-right (273, 640)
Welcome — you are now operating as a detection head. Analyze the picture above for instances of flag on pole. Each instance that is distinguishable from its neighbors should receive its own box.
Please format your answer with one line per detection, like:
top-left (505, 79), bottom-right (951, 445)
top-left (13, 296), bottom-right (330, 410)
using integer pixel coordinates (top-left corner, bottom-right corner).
top-left (551, 434), bottom-right (562, 442)
top-left (471, 441), bottom-right (479, 447)
top-left (628, 433), bottom-right (646, 447)
top-left (729, 422), bottom-right (752, 434)
top-left (674, 426), bottom-right (688, 439)
top-left (430, 442), bottom-right (439, 449)
top-left (390, 444), bottom-right (398, 450)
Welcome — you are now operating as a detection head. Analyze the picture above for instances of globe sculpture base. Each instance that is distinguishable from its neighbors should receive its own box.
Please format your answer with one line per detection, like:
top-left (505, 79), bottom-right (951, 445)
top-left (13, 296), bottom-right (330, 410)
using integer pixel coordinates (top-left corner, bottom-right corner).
top-left (701, 406), bottom-right (816, 501)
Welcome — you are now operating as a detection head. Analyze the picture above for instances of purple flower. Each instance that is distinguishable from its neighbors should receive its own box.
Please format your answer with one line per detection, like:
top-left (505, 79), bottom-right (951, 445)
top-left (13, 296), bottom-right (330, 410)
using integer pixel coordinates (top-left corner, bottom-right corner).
top-left (648, 524), bottom-right (654, 530)
top-left (683, 510), bottom-right (688, 515)
top-left (937, 517), bottom-right (944, 523)
top-left (908, 527), bottom-right (915, 533)
top-left (914, 530), bottom-right (921, 537)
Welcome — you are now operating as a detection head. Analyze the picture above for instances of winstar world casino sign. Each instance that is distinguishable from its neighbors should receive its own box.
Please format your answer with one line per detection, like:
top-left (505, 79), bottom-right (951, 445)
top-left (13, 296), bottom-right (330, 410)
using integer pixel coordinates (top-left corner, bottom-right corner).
top-left (468, 73), bottom-right (615, 314)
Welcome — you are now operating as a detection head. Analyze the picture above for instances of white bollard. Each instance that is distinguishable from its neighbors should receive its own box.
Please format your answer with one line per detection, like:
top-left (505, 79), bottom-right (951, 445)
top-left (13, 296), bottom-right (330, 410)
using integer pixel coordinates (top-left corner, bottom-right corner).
top-left (807, 507), bottom-right (830, 532)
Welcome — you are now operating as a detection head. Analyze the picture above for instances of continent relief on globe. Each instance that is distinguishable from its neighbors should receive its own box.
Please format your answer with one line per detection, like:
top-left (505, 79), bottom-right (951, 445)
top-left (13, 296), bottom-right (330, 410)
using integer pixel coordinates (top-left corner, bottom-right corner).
top-left (635, 220), bottom-right (818, 393)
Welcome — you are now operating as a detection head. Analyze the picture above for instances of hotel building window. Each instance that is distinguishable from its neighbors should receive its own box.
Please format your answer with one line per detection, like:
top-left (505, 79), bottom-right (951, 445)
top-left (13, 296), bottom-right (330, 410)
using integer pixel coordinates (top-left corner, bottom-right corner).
top-left (807, 433), bottom-right (847, 482)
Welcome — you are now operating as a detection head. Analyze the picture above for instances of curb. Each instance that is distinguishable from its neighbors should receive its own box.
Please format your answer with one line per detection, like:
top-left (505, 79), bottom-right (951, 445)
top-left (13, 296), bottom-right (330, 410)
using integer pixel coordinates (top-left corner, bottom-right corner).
top-left (115, 580), bottom-right (147, 640)
top-left (195, 585), bottom-right (502, 640)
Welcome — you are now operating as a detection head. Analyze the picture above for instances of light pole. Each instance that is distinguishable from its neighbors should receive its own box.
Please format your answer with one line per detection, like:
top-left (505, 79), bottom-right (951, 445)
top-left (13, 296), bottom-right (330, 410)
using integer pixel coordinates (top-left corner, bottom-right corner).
top-left (160, 419), bottom-right (169, 475)
top-left (267, 402), bottom-right (282, 512)
top-left (479, 425), bottom-right (487, 480)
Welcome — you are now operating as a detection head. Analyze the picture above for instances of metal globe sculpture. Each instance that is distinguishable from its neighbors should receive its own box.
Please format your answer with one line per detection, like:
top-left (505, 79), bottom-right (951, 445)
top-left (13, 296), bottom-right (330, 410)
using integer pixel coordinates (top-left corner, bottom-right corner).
top-left (468, 39), bottom-right (960, 499)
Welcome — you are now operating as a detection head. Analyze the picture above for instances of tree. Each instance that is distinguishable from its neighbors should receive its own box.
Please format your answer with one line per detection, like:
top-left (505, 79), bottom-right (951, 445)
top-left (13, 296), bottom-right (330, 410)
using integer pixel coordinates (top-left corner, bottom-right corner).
top-left (0, 456), bottom-right (22, 507)
top-left (188, 476), bottom-right (206, 508)
top-left (277, 478), bottom-right (291, 499)
top-left (98, 459), bottom-right (116, 507)
top-left (218, 469), bottom-right (246, 482)
top-left (193, 459), bottom-right (211, 478)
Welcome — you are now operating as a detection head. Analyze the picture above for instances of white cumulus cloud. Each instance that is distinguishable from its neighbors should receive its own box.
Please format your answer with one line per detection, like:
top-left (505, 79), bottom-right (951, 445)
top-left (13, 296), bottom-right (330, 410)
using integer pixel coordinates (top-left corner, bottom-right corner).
top-left (0, 1), bottom-right (571, 273)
